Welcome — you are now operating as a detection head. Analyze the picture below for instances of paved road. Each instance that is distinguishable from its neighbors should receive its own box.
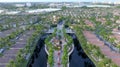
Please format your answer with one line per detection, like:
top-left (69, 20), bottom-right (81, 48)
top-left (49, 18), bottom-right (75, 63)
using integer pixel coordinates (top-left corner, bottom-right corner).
top-left (83, 31), bottom-right (120, 66)
top-left (0, 28), bottom-right (16, 38)
top-left (0, 30), bottom-right (34, 67)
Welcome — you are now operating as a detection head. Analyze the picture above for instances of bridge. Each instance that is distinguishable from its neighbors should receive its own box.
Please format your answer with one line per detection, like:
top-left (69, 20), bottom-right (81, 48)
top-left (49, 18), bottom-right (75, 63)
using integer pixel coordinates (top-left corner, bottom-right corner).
top-left (46, 28), bottom-right (75, 34)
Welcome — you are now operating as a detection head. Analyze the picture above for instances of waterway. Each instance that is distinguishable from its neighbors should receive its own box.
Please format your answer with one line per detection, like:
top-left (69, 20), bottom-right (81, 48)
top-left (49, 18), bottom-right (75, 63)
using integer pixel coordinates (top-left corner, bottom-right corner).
top-left (27, 33), bottom-right (95, 67)
top-left (27, 20), bottom-right (95, 67)
top-left (68, 33), bottom-right (95, 67)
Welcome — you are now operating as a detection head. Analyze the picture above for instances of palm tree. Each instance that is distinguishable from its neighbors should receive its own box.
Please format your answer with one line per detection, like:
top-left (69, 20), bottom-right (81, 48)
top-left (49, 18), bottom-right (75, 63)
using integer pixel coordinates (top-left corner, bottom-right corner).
top-left (48, 47), bottom-right (54, 67)
top-left (7, 60), bottom-right (16, 67)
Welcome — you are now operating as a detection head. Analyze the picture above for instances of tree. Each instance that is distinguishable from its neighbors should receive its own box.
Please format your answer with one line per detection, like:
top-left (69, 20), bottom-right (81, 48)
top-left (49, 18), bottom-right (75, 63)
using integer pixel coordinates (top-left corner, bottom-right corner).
top-left (62, 6), bottom-right (67, 10)
top-left (98, 61), bottom-right (106, 67)
top-left (7, 60), bottom-right (16, 67)
top-left (81, 6), bottom-right (88, 8)
top-left (48, 48), bottom-right (54, 67)
top-left (62, 45), bottom-right (68, 67)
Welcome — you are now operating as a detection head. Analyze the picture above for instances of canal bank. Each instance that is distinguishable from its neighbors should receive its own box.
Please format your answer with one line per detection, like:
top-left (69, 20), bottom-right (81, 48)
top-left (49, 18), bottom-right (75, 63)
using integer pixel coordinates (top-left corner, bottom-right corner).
top-left (27, 20), bottom-right (95, 67)
top-left (68, 33), bottom-right (95, 67)
top-left (27, 33), bottom-right (95, 67)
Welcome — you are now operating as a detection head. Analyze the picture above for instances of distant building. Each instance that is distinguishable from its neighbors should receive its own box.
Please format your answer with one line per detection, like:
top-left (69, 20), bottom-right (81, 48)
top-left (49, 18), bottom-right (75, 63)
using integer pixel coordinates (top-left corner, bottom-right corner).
top-left (5, 11), bottom-right (20, 15)
top-left (0, 10), bottom-right (4, 14)
top-left (116, 20), bottom-right (120, 30)
top-left (26, 8), bottom-right (61, 14)
top-left (114, 2), bottom-right (120, 4)
top-left (84, 20), bottom-right (94, 27)
top-left (116, 20), bottom-right (120, 24)
top-left (15, 4), bottom-right (25, 7)
top-left (52, 15), bottom-right (60, 24)
top-left (26, 2), bottom-right (32, 7)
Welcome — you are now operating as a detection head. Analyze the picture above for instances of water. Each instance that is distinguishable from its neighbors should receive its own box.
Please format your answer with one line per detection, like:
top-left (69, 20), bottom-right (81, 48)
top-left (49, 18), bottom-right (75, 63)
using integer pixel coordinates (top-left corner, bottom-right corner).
top-left (69, 33), bottom-right (95, 67)
top-left (86, 5), bottom-right (111, 7)
top-left (27, 34), bottom-right (49, 67)
top-left (27, 33), bottom-right (95, 67)
top-left (31, 45), bottom-right (47, 67)
top-left (79, 3), bottom-right (111, 7)
top-left (27, 21), bottom-right (95, 67)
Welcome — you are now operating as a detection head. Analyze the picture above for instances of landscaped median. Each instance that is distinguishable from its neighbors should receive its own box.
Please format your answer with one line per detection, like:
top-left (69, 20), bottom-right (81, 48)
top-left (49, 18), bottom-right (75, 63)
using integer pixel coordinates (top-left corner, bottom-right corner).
top-left (73, 26), bottom-right (118, 67)
top-left (45, 24), bottom-right (74, 67)
top-left (45, 32), bottom-right (54, 67)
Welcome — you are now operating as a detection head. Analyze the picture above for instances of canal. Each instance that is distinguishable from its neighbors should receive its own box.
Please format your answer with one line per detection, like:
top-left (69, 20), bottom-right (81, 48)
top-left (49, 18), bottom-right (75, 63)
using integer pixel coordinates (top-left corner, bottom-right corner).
top-left (27, 33), bottom-right (95, 67)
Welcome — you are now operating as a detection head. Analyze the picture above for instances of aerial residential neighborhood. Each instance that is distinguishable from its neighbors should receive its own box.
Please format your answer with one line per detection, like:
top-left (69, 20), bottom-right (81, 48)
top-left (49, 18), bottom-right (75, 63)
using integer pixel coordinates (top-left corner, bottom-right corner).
top-left (0, 0), bottom-right (120, 67)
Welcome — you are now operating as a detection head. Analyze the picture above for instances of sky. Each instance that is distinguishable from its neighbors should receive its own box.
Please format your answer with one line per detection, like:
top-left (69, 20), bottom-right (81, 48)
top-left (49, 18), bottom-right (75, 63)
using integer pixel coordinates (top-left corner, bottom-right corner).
top-left (0, 0), bottom-right (119, 2)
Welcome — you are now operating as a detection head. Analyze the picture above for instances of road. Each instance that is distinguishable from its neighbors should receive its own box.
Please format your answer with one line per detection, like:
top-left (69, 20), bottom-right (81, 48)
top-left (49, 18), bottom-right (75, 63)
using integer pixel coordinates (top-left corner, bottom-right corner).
top-left (0, 30), bottom-right (34, 67)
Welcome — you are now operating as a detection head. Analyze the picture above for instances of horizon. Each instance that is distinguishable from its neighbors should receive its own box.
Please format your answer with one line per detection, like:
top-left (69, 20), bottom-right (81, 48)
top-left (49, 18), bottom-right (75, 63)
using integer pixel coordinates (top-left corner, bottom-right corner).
top-left (0, 0), bottom-right (119, 3)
